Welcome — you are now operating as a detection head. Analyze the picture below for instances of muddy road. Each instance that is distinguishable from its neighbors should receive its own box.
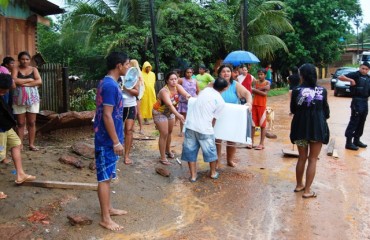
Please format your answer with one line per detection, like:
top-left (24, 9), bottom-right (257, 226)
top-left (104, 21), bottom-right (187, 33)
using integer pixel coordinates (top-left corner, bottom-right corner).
top-left (1, 79), bottom-right (370, 240)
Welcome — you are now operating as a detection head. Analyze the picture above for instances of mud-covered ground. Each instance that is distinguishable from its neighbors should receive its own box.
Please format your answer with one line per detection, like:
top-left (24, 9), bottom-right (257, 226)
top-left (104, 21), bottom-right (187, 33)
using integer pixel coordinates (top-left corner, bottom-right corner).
top-left (1, 79), bottom-right (370, 240)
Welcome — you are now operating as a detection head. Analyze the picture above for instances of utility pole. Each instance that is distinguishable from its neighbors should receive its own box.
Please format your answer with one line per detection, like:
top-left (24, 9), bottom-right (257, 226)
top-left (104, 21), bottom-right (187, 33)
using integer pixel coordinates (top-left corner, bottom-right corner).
top-left (354, 16), bottom-right (362, 62)
top-left (149, 0), bottom-right (161, 92)
top-left (241, 0), bottom-right (248, 50)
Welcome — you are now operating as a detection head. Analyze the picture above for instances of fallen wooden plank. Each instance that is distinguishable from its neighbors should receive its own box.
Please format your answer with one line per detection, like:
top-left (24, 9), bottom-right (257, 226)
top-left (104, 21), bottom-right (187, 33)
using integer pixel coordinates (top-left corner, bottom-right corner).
top-left (19, 180), bottom-right (98, 191)
top-left (327, 138), bottom-right (336, 156)
top-left (282, 149), bottom-right (299, 157)
top-left (133, 136), bottom-right (156, 141)
top-left (332, 149), bottom-right (339, 159)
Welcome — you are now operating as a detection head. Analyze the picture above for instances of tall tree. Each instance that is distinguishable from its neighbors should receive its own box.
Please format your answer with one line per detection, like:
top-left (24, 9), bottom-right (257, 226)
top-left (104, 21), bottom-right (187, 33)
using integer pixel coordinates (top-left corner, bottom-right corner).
top-left (63, 0), bottom-right (150, 47)
top-left (276, 0), bottom-right (361, 70)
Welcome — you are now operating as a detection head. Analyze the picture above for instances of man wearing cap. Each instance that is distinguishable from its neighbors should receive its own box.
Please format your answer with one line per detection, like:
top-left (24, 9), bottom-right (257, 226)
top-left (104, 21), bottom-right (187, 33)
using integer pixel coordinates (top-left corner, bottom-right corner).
top-left (339, 61), bottom-right (370, 150)
top-left (196, 64), bottom-right (215, 91)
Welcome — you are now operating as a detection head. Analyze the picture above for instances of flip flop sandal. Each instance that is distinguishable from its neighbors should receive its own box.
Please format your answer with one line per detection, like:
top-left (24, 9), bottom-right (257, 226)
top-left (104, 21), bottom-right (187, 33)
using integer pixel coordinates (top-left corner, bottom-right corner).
top-left (294, 187), bottom-right (305, 192)
top-left (254, 145), bottom-right (264, 150)
top-left (159, 159), bottom-right (172, 165)
top-left (210, 172), bottom-right (220, 179)
top-left (29, 146), bottom-right (40, 151)
top-left (189, 177), bottom-right (198, 182)
top-left (15, 174), bottom-right (36, 184)
top-left (302, 192), bottom-right (317, 199)
top-left (0, 192), bottom-right (7, 199)
top-left (165, 152), bottom-right (175, 159)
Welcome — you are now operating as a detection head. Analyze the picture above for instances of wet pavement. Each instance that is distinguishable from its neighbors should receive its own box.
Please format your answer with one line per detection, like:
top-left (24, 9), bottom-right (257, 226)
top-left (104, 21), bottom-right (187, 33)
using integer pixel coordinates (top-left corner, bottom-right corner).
top-left (102, 79), bottom-right (370, 240)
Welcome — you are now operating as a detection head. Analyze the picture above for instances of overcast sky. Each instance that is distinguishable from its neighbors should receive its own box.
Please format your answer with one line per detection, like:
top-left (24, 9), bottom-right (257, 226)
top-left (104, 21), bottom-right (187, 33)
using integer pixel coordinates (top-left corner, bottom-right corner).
top-left (49, 0), bottom-right (369, 26)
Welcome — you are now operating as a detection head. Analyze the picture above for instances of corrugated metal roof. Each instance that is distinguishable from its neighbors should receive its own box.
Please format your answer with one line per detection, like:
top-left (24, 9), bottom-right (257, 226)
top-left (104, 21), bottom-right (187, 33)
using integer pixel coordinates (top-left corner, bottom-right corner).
top-left (27, 0), bottom-right (65, 16)
top-left (0, 0), bottom-right (64, 18)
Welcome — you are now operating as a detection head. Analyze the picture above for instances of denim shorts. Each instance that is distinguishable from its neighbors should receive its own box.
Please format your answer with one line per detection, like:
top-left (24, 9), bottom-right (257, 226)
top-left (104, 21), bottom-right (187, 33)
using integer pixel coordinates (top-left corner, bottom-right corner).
top-left (181, 129), bottom-right (217, 163)
top-left (95, 146), bottom-right (119, 182)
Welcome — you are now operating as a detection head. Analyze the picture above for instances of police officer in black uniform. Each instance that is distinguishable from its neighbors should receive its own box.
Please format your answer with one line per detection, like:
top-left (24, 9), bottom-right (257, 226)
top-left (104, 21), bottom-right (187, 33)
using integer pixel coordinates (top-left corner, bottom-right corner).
top-left (338, 61), bottom-right (370, 150)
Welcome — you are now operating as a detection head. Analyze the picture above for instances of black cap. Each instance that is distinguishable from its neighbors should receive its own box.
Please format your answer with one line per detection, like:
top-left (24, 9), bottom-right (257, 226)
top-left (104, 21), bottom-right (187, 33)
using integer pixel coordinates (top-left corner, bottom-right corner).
top-left (199, 64), bottom-right (206, 69)
top-left (361, 61), bottom-right (370, 68)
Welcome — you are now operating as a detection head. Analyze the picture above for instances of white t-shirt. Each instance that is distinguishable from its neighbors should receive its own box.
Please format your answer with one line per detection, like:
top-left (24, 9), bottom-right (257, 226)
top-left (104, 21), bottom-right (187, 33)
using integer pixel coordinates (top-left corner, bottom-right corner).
top-left (237, 74), bottom-right (246, 84)
top-left (186, 87), bottom-right (225, 135)
top-left (120, 76), bottom-right (137, 108)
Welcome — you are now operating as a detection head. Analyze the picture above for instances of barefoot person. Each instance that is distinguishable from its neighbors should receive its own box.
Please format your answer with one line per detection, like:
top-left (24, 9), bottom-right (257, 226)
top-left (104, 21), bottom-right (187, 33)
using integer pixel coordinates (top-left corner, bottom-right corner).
top-left (153, 71), bottom-right (191, 165)
top-left (181, 77), bottom-right (228, 182)
top-left (290, 63), bottom-right (330, 198)
top-left (94, 52), bottom-right (130, 231)
top-left (0, 73), bottom-right (36, 185)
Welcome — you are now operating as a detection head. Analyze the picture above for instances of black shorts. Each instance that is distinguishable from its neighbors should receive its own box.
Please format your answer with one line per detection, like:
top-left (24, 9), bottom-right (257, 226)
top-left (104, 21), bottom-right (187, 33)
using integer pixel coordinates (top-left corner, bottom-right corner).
top-left (123, 106), bottom-right (137, 121)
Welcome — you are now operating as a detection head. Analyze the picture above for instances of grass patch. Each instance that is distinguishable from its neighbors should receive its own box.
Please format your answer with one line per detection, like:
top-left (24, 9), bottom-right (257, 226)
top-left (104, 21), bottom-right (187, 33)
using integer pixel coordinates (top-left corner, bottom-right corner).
top-left (268, 87), bottom-right (289, 97)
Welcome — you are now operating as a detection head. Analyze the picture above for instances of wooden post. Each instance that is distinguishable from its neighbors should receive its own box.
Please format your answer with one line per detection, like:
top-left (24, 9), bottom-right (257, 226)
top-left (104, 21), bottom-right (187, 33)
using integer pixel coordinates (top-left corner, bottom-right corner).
top-left (19, 180), bottom-right (98, 191)
top-left (62, 67), bottom-right (69, 112)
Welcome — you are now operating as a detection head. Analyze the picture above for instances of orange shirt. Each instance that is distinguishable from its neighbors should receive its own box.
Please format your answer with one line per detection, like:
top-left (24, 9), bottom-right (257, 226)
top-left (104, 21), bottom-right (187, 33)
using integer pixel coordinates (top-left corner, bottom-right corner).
top-left (253, 80), bottom-right (268, 107)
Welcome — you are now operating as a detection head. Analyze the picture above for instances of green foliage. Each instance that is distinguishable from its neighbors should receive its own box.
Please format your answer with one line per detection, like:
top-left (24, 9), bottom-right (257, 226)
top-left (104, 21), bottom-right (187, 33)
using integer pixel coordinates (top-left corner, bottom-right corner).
top-left (267, 87), bottom-right (289, 97)
top-left (37, 22), bottom-right (65, 64)
top-left (0, 0), bottom-right (8, 8)
top-left (38, 0), bottom-right (364, 85)
top-left (70, 88), bottom-right (96, 111)
top-left (274, 0), bottom-right (361, 74)
top-left (156, 1), bottom-right (239, 71)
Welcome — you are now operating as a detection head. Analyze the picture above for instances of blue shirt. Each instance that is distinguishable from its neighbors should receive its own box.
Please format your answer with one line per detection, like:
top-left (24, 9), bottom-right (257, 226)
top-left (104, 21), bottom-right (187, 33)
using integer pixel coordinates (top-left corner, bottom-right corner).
top-left (94, 76), bottom-right (124, 147)
top-left (221, 81), bottom-right (239, 104)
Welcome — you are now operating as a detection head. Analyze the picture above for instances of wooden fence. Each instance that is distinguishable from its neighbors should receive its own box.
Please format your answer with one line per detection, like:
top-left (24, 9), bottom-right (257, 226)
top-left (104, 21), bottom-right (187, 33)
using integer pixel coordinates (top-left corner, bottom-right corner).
top-left (39, 63), bottom-right (63, 113)
top-left (39, 63), bottom-right (99, 113)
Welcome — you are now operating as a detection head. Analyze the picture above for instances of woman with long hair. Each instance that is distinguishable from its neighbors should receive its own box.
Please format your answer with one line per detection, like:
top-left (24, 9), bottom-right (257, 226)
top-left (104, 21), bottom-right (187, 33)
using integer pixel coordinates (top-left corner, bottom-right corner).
top-left (177, 67), bottom-right (199, 136)
top-left (152, 71), bottom-right (191, 165)
top-left (11, 51), bottom-right (42, 151)
top-left (130, 59), bottom-right (145, 134)
top-left (215, 64), bottom-right (252, 168)
top-left (290, 63), bottom-right (330, 198)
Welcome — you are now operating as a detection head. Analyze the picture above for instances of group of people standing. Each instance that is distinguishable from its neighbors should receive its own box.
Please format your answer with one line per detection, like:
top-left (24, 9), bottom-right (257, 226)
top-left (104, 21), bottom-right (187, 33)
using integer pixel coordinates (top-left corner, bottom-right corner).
top-left (0, 51), bottom-right (43, 199)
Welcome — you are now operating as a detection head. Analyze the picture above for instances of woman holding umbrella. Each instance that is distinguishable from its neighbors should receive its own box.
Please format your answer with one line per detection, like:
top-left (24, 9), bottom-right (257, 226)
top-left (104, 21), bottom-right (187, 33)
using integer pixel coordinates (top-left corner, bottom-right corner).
top-left (214, 64), bottom-right (252, 168)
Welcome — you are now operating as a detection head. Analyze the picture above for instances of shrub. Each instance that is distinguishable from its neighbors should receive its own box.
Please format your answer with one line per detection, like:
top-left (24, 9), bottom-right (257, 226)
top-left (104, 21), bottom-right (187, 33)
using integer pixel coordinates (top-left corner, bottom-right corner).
top-left (70, 88), bottom-right (96, 111)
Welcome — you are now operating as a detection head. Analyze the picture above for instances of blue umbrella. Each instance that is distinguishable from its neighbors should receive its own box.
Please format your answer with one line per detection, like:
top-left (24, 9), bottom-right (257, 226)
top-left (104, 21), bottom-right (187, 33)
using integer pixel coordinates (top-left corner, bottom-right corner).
top-left (223, 50), bottom-right (260, 66)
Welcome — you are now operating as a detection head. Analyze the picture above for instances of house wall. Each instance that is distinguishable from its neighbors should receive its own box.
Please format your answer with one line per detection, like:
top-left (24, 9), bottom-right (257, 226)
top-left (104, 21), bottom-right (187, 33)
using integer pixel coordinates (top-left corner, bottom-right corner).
top-left (0, 16), bottom-right (36, 63)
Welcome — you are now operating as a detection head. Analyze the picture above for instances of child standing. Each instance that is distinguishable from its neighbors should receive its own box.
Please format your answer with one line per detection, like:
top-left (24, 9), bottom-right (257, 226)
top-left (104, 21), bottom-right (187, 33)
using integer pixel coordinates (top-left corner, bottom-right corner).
top-left (252, 69), bottom-right (270, 150)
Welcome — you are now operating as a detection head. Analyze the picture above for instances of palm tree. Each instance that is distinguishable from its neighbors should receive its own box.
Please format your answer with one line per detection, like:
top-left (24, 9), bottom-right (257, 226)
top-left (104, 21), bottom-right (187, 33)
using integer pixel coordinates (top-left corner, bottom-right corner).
top-left (247, 1), bottom-right (293, 61)
top-left (63, 0), bottom-right (150, 49)
top-left (226, 0), bottom-right (293, 61)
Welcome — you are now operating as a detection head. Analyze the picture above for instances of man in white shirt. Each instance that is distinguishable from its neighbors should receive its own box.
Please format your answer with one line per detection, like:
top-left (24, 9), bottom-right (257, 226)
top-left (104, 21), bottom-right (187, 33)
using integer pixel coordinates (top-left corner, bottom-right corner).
top-left (181, 77), bottom-right (228, 182)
